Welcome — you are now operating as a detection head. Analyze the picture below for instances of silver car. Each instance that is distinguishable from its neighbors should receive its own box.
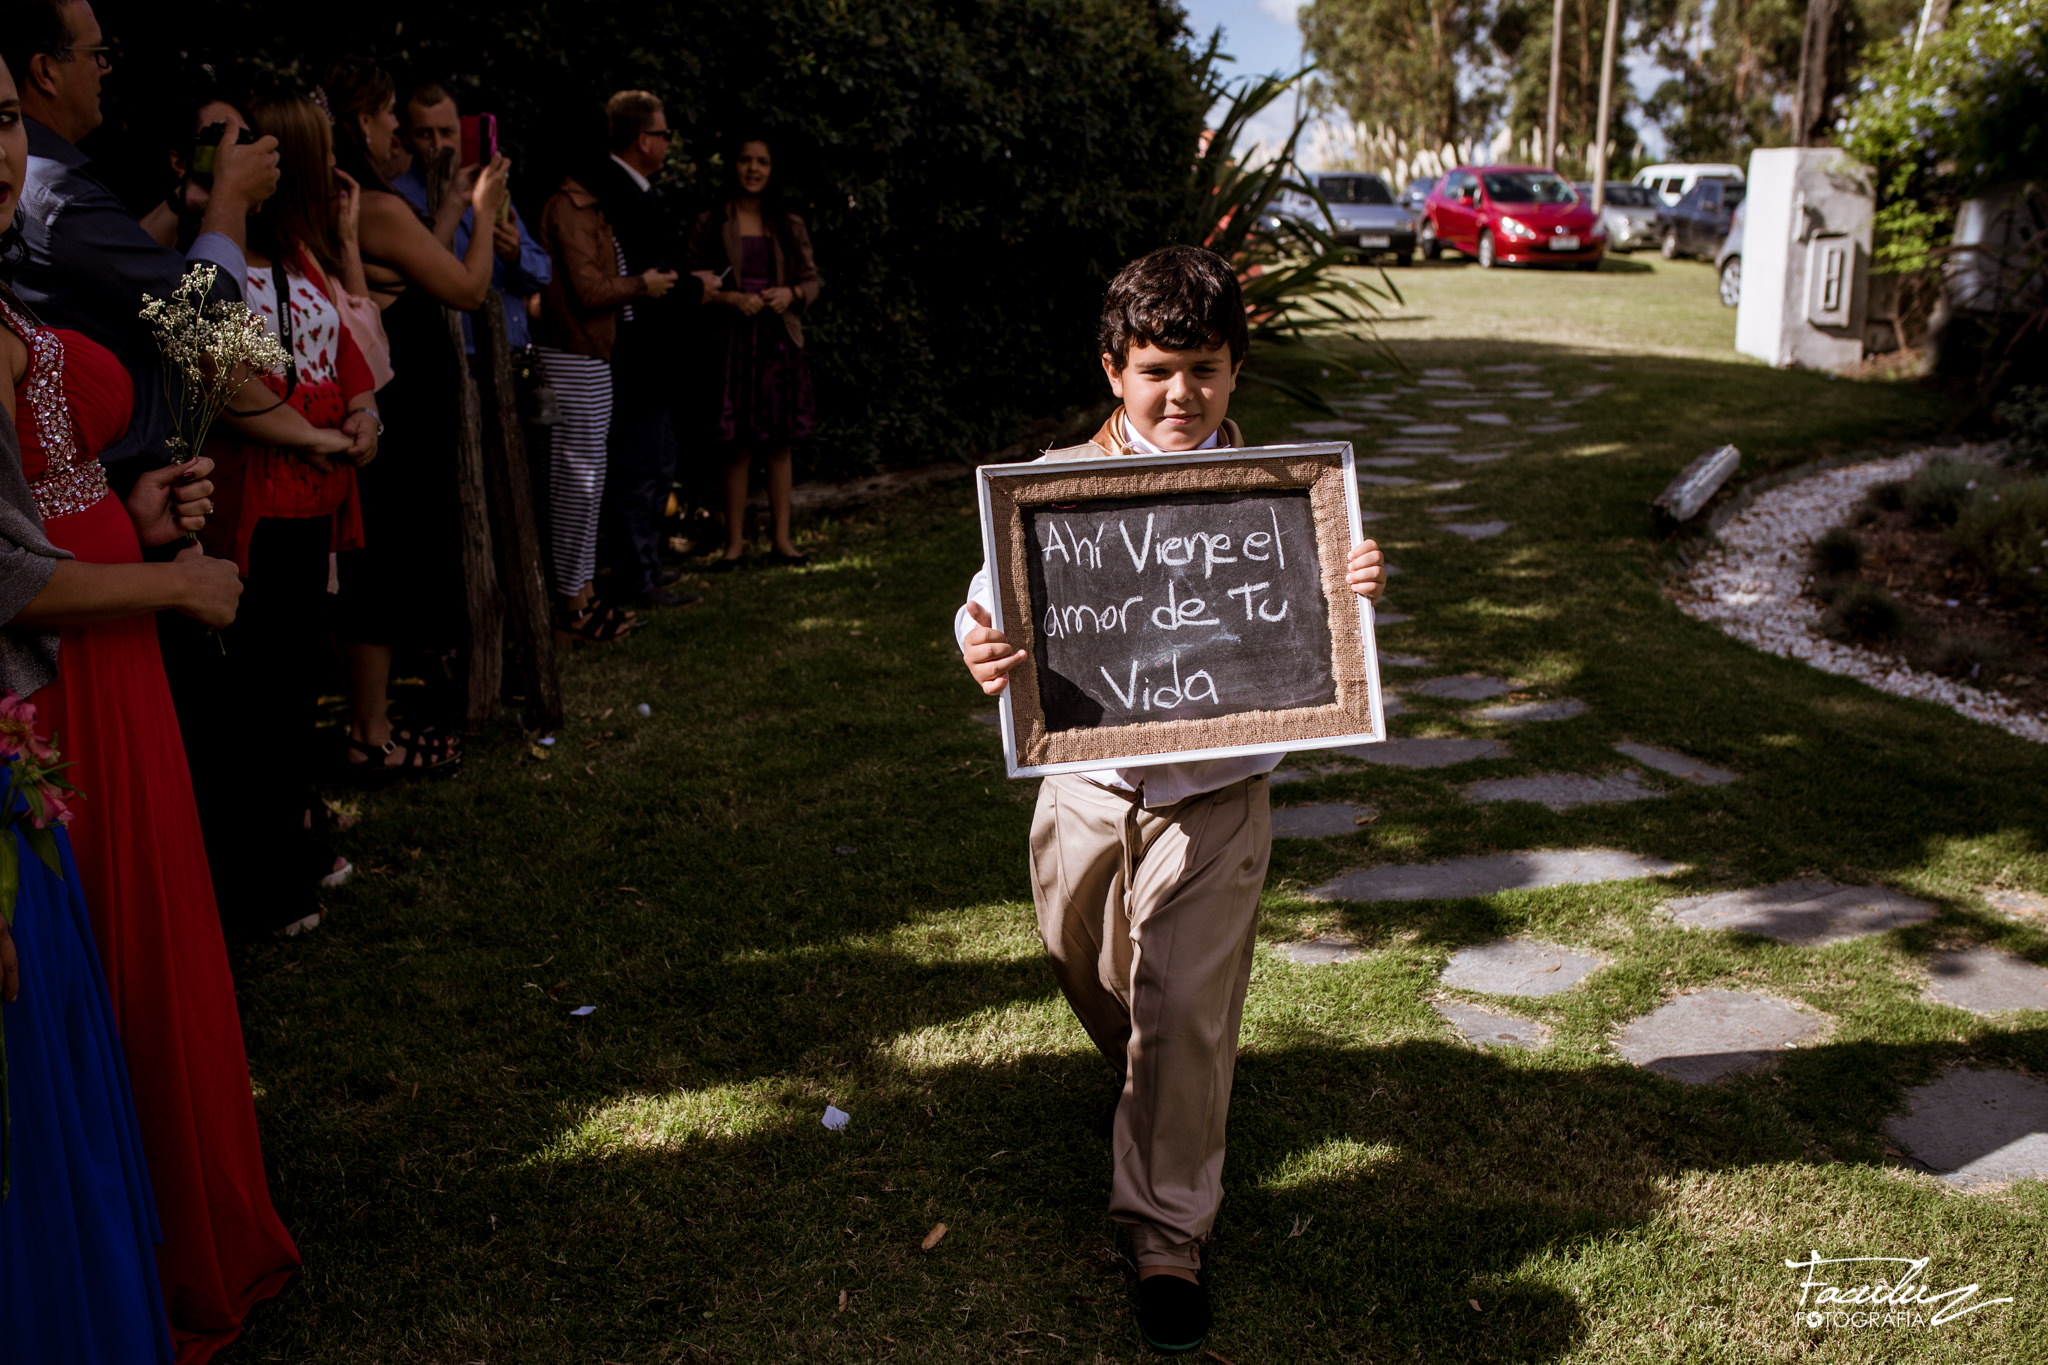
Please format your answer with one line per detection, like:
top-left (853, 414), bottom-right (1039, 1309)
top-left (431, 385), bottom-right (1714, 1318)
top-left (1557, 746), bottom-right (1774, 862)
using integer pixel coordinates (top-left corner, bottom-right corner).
top-left (1716, 200), bottom-right (1745, 307)
top-left (1574, 181), bottom-right (1662, 253)
top-left (1274, 172), bottom-right (1420, 265)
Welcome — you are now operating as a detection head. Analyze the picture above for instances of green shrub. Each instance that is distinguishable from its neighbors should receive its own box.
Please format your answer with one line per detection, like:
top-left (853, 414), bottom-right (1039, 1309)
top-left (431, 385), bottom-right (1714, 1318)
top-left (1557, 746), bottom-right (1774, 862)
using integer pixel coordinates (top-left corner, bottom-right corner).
top-left (1953, 475), bottom-right (2048, 612)
top-left (1820, 583), bottom-right (1909, 644)
top-left (91, 0), bottom-right (1217, 480)
top-left (1904, 458), bottom-right (2002, 526)
top-left (1996, 386), bottom-right (2048, 473)
top-left (1923, 633), bottom-right (2013, 681)
top-left (1811, 526), bottom-right (1864, 576)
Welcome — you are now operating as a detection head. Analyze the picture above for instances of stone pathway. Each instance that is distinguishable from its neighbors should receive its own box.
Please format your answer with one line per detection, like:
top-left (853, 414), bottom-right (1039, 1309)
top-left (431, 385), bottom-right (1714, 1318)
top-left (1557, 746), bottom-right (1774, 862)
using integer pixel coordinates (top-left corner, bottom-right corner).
top-left (1308, 848), bottom-right (1684, 902)
top-left (1272, 802), bottom-right (1379, 840)
top-left (1467, 769), bottom-right (1664, 811)
top-left (1440, 939), bottom-right (1603, 996)
top-left (1886, 1068), bottom-right (2048, 1188)
top-left (1986, 888), bottom-right (2048, 922)
top-left (1614, 742), bottom-right (1737, 785)
top-left (1448, 453), bottom-right (1511, 465)
top-left (1337, 737), bottom-right (1505, 767)
top-left (1410, 674), bottom-right (1514, 700)
top-left (1923, 947), bottom-right (2048, 1014)
top-left (1477, 698), bottom-right (1587, 722)
top-left (1379, 652), bottom-right (1428, 668)
top-left (1273, 935), bottom-right (1365, 966)
top-left (1667, 880), bottom-right (1936, 946)
top-left (1613, 990), bottom-right (1824, 1084)
top-left (1434, 1001), bottom-right (1550, 1049)
top-left (1443, 520), bottom-right (1511, 539)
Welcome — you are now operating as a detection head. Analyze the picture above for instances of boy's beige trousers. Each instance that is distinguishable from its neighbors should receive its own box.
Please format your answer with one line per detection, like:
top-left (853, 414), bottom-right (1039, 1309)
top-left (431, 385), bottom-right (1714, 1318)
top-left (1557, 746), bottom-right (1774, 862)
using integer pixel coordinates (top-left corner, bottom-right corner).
top-left (1027, 771), bottom-right (1272, 1271)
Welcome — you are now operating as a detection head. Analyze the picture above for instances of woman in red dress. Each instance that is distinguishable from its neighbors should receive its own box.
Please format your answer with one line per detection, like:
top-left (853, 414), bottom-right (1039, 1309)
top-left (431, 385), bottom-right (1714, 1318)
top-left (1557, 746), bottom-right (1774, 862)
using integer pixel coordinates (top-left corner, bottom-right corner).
top-left (1, 285), bottom-right (304, 1359)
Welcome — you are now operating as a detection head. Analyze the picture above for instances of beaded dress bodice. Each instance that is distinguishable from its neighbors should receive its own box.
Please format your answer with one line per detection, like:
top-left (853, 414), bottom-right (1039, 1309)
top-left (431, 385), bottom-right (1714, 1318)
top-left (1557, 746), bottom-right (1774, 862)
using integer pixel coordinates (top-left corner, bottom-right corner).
top-left (1, 291), bottom-right (131, 522)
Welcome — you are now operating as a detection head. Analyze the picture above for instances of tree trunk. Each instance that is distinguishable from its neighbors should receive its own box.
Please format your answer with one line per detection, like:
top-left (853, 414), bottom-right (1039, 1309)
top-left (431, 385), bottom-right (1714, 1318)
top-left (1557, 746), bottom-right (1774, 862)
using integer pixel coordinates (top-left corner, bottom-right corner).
top-left (1545, 0), bottom-right (1567, 167)
top-left (472, 297), bottom-right (564, 732)
top-left (448, 308), bottom-right (503, 732)
top-left (1794, 0), bottom-right (1845, 147)
top-left (1592, 0), bottom-right (1621, 212)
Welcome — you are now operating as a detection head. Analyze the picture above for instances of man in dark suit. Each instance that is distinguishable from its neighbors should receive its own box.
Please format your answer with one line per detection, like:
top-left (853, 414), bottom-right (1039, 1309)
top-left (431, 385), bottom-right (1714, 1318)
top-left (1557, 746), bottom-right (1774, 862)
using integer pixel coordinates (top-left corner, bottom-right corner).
top-left (585, 90), bottom-right (707, 609)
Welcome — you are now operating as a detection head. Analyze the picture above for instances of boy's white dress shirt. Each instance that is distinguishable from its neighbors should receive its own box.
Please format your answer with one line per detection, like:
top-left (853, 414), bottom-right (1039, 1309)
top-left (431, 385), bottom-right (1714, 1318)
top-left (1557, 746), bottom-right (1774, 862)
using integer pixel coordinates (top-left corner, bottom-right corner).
top-left (953, 422), bottom-right (1281, 808)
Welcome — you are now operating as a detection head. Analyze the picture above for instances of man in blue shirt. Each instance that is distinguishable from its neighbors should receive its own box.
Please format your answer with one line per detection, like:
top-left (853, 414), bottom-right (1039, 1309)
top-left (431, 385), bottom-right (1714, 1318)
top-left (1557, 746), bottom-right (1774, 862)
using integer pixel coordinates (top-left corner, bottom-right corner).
top-left (390, 81), bottom-right (550, 354)
top-left (4, 0), bottom-right (280, 487)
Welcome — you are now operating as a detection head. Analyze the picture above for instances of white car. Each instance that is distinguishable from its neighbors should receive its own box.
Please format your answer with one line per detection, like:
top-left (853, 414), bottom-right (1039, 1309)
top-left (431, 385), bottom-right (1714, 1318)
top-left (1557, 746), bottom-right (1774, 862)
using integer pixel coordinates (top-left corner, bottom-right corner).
top-left (1632, 162), bottom-right (1746, 207)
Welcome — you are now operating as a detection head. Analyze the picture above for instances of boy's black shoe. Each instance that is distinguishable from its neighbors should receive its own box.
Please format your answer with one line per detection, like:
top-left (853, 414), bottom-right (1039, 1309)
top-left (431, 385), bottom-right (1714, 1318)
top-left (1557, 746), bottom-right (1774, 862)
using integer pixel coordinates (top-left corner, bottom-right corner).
top-left (1134, 1273), bottom-right (1210, 1355)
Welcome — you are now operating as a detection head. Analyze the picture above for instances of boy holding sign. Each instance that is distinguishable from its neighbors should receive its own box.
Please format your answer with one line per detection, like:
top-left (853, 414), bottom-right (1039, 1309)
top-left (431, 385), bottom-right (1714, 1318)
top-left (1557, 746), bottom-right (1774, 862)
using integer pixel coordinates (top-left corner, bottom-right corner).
top-left (956, 246), bottom-right (1385, 1353)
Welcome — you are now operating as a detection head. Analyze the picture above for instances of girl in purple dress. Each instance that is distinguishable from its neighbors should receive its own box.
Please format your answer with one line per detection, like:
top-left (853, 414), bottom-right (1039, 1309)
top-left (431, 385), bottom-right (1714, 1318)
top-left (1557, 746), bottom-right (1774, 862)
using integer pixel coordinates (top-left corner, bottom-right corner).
top-left (689, 136), bottom-right (821, 569)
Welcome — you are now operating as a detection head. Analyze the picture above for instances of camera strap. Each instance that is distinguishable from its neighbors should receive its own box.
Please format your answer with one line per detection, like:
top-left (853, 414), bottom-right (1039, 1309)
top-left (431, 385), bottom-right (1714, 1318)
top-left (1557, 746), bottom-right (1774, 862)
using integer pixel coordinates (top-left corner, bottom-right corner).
top-left (223, 261), bottom-right (301, 417)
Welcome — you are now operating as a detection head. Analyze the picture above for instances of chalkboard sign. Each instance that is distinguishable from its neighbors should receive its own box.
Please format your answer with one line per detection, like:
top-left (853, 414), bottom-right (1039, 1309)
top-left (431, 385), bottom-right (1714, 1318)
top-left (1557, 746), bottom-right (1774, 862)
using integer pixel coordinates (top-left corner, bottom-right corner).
top-left (977, 443), bottom-right (1384, 778)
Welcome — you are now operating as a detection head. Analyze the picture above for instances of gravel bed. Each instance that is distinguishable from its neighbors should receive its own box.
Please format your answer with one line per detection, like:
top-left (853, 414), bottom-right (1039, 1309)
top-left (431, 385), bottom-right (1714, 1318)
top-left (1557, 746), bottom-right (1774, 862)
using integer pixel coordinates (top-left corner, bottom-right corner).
top-left (1675, 445), bottom-right (2048, 744)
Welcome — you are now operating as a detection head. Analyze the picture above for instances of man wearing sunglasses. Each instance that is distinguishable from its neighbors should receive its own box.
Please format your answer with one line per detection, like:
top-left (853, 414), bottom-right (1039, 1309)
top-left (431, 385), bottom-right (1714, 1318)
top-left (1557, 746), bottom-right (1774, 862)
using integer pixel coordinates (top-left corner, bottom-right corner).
top-left (2, 0), bottom-right (280, 492)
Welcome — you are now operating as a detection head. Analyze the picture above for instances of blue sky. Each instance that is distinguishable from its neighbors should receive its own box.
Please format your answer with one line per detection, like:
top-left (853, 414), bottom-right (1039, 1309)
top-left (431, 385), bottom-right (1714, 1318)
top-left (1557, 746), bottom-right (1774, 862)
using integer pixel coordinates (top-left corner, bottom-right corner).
top-left (1180, 0), bottom-right (1673, 165)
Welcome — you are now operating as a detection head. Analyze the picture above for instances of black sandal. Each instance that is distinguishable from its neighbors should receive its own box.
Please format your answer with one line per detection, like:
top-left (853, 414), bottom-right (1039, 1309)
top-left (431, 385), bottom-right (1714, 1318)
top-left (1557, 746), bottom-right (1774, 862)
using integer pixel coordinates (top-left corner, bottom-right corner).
top-left (556, 601), bottom-right (639, 644)
top-left (341, 728), bottom-right (462, 785)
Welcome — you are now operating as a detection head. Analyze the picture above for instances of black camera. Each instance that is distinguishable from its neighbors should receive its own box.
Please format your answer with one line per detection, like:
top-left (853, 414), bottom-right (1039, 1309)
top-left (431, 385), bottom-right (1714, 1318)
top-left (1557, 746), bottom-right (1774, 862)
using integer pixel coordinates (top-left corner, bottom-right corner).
top-left (188, 121), bottom-right (258, 188)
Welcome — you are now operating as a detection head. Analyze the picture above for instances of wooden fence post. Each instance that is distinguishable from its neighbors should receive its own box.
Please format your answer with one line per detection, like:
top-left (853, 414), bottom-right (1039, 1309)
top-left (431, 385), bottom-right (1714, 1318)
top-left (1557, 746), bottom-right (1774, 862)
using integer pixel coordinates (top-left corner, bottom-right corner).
top-left (449, 307), bottom-right (504, 731)
top-left (473, 298), bottom-right (564, 732)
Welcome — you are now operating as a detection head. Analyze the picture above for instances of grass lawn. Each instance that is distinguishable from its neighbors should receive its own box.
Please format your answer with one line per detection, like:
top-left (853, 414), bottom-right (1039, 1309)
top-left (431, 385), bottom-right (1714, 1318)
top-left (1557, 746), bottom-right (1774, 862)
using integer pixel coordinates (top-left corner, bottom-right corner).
top-left (234, 253), bottom-right (2047, 1364)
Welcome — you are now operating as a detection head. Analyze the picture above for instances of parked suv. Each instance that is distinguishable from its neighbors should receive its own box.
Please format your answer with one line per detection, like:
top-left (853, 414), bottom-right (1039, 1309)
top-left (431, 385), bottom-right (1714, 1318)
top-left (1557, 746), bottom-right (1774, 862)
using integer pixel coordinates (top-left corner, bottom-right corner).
top-left (1632, 161), bottom-right (1745, 207)
top-left (1656, 177), bottom-right (1744, 260)
top-left (1272, 171), bottom-right (1419, 265)
top-left (1421, 166), bottom-right (1606, 269)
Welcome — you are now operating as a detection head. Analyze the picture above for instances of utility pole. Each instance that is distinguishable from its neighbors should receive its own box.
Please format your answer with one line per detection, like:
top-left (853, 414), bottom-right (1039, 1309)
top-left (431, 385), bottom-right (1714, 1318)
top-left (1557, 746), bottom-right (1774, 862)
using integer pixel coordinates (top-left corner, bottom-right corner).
top-left (1591, 0), bottom-right (1621, 212)
top-left (1545, 0), bottom-right (1567, 167)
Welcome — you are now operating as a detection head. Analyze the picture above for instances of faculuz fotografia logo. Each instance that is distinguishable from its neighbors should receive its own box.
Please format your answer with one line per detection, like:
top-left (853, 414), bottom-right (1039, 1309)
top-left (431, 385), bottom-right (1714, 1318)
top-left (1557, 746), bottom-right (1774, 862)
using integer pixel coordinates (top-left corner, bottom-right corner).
top-left (1786, 1252), bottom-right (2015, 1330)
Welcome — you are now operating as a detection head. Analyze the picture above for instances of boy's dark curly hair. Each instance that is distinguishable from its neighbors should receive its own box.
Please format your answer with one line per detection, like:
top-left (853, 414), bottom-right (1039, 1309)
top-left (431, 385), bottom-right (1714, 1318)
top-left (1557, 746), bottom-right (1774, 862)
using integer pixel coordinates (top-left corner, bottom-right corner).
top-left (1097, 245), bottom-right (1247, 370)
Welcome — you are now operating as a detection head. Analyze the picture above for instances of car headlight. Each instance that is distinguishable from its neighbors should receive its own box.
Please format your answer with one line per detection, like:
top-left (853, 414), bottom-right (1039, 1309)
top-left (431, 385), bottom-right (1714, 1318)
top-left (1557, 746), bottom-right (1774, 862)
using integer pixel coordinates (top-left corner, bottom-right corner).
top-left (1499, 216), bottom-right (1536, 239)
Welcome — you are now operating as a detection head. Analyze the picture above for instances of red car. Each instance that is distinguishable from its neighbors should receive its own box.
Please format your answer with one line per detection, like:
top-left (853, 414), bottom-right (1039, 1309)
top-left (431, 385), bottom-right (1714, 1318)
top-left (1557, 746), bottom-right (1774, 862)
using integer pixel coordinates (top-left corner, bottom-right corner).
top-left (1421, 165), bottom-right (1606, 270)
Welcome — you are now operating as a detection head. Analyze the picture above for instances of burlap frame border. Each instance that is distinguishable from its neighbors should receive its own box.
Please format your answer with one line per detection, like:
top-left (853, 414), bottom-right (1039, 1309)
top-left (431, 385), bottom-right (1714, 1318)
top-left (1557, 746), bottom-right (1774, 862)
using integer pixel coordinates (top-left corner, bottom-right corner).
top-left (987, 452), bottom-right (1376, 768)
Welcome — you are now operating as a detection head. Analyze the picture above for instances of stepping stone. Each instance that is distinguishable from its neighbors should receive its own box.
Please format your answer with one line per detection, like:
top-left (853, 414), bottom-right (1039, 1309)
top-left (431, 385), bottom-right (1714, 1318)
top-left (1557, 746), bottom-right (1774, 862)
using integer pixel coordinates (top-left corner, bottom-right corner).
top-left (1423, 367), bottom-right (1466, 377)
top-left (1272, 802), bottom-right (1379, 840)
top-left (1577, 383), bottom-right (1614, 397)
top-left (1444, 520), bottom-right (1511, 539)
top-left (1924, 948), bottom-right (2048, 1014)
top-left (1293, 419), bottom-right (1367, 435)
top-left (1417, 380), bottom-right (1474, 390)
top-left (1358, 473), bottom-right (1417, 487)
top-left (1478, 698), bottom-right (1588, 722)
top-left (1274, 935), bottom-right (1365, 965)
top-left (1309, 848), bottom-right (1686, 903)
top-left (1401, 424), bottom-right (1464, 436)
top-left (1358, 456), bottom-right (1418, 468)
top-left (1480, 363), bottom-right (1541, 373)
top-left (1411, 674), bottom-right (1513, 700)
top-left (1667, 881), bottom-right (1936, 946)
top-left (1449, 452), bottom-right (1510, 464)
top-left (1615, 991), bottom-right (1824, 1084)
top-left (1467, 770), bottom-right (1665, 811)
top-left (1985, 888), bottom-right (2048, 922)
top-left (1427, 503), bottom-right (1478, 514)
top-left (1614, 742), bottom-right (1737, 786)
top-left (1379, 652), bottom-right (1428, 668)
top-left (1268, 767), bottom-right (1314, 786)
top-left (1335, 737), bottom-right (1506, 767)
top-left (1428, 398), bottom-right (1490, 409)
top-left (1465, 413), bottom-right (1511, 425)
top-left (1428, 481), bottom-right (1466, 491)
top-left (1886, 1068), bottom-right (2048, 1189)
top-left (1440, 938), bottom-right (1603, 996)
top-left (1527, 421), bottom-right (1581, 434)
top-left (973, 710), bottom-right (1001, 727)
top-left (1506, 389), bottom-right (1553, 399)
top-left (1435, 1001), bottom-right (1550, 1049)
top-left (1375, 611), bottom-right (1411, 625)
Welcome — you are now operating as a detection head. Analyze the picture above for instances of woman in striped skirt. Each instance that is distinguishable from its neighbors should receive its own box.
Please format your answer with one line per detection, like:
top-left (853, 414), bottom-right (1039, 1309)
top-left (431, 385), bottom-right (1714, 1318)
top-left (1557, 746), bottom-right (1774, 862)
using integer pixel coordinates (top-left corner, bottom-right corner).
top-left (536, 172), bottom-right (677, 639)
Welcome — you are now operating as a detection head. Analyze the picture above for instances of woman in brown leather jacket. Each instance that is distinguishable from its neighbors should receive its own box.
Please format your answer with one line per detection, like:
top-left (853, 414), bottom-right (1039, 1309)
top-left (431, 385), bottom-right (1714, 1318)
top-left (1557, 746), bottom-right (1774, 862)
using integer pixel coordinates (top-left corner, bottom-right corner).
top-left (688, 135), bottom-right (821, 569)
top-left (536, 172), bottom-right (676, 636)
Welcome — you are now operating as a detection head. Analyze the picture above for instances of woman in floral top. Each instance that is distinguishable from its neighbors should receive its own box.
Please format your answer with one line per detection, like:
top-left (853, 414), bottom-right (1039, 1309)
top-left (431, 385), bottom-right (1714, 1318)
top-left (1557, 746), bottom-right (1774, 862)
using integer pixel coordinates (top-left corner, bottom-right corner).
top-left (192, 90), bottom-right (376, 940)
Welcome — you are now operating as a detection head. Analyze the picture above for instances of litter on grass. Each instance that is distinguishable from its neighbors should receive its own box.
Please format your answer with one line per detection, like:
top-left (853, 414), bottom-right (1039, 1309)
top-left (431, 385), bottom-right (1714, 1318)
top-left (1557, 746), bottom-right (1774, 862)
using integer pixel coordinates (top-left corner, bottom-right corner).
top-left (569, 1005), bottom-right (595, 1017)
top-left (822, 1104), bottom-right (851, 1131)
top-left (921, 1223), bottom-right (948, 1250)
top-left (635, 703), bottom-right (653, 717)
top-left (537, 736), bottom-right (556, 746)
